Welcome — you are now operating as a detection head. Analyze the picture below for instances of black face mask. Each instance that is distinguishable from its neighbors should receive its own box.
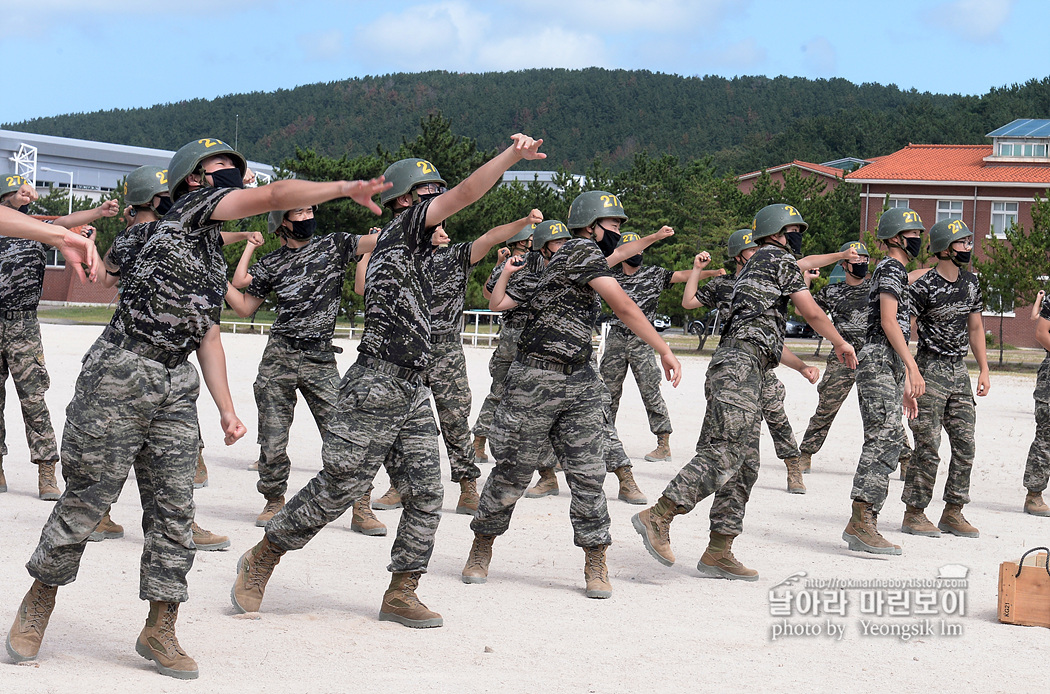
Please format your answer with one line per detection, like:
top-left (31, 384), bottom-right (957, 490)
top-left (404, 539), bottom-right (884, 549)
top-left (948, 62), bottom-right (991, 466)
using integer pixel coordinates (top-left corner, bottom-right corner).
top-left (595, 223), bottom-right (621, 257)
top-left (285, 218), bottom-right (317, 241)
top-left (624, 254), bottom-right (643, 268)
top-left (207, 167), bottom-right (244, 190)
top-left (848, 262), bottom-right (870, 279)
top-left (17, 204), bottom-right (30, 214)
top-left (903, 236), bottom-right (922, 259)
top-left (154, 196), bottom-right (173, 216)
top-left (951, 250), bottom-right (972, 267)
top-left (784, 230), bottom-right (803, 255)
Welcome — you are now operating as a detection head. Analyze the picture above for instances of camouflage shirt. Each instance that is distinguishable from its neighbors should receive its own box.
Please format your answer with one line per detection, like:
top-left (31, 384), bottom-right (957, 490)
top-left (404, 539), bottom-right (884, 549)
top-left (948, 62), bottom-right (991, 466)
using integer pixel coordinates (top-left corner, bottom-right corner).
top-left (106, 220), bottom-right (159, 279)
top-left (109, 187), bottom-right (233, 354)
top-left (0, 236), bottom-right (46, 311)
top-left (608, 264), bottom-right (674, 328)
top-left (430, 242), bottom-right (477, 337)
top-left (865, 257), bottom-right (911, 344)
top-left (909, 268), bottom-right (983, 358)
top-left (723, 245), bottom-right (806, 366)
top-left (246, 232), bottom-right (361, 342)
top-left (516, 238), bottom-right (611, 366)
top-left (487, 255), bottom-right (536, 329)
top-left (694, 273), bottom-right (736, 326)
top-left (357, 198), bottom-right (434, 371)
top-left (813, 278), bottom-right (872, 351)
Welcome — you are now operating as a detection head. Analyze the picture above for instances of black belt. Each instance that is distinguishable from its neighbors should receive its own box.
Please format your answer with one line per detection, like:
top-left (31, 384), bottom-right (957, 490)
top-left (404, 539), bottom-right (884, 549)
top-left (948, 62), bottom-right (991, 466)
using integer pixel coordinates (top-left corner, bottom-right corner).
top-left (355, 354), bottom-right (424, 385)
top-left (430, 333), bottom-right (461, 344)
top-left (515, 354), bottom-right (588, 375)
top-left (272, 334), bottom-right (342, 353)
top-left (719, 337), bottom-right (771, 371)
top-left (101, 326), bottom-right (190, 368)
top-left (918, 350), bottom-right (964, 364)
top-left (1, 309), bottom-right (36, 320)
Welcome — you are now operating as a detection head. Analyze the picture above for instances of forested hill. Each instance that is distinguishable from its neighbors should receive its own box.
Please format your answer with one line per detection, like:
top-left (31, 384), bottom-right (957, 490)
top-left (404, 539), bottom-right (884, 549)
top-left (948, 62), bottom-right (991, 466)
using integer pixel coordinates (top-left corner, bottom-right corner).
top-left (6, 69), bottom-right (1050, 173)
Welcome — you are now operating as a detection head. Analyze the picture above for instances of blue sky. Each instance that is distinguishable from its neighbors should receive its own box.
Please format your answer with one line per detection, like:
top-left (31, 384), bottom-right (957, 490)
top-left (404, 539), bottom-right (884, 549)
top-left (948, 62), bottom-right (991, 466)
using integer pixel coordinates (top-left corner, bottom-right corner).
top-left (1, 0), bottom-right (1044, 125)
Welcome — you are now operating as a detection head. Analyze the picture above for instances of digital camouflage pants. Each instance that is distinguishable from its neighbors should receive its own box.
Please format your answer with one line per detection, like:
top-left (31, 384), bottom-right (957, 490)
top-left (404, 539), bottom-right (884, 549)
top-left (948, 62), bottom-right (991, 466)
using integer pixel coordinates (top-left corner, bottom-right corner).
top-left (472, 326), bottom-right (522, 440)
top-left (600, 326), bottom-right (672, 435)
top-left (0, 314), bottom-right (58, 463)
top-left (1025, 355), bottom-right (1050, 493)
top-left (761, 370), bottom-right (799, 460)
top-left (851, 342), bottom-right (905, 511)
top-left (471, 361), bottom-right (611, 547)
top-left (426, 340), bottom-right (478, 482)
top-left (903, 356), bottom-right (976, 508)
top-left (266, 362), bottom-right (442, 573)
top-left (254, 337), bottom-right (341, 500)
top-left (27, 339), bottom-right (199, 602)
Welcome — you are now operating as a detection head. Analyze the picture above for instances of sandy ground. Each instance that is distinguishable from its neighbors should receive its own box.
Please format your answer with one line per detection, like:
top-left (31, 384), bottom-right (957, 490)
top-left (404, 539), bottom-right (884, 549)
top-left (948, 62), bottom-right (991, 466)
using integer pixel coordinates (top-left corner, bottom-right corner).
top-left (1, 323), bottom-right (1048, 693)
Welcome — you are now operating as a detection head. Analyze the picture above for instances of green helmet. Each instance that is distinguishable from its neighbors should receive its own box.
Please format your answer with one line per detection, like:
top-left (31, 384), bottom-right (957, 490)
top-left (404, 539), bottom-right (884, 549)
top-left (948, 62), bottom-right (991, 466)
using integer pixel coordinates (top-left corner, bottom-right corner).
top-left (532, 220), bottom-right (571, 251)
top-left (751, 204), bottom-right (808, 241)
top-left (567, 190), bottom-right (628, 230)
top-left (1, 174), bottom-right (30, 199)
top-left (123, 166), bottom-right (169, 206)
top-left (617, 231), bottom-right (642, 246)
top-left (267, 210), bottom-right (289, 235)
top-left (839, 240), bottom-right (870, 257)
top-left (876, 207), bottom-right (924, 240)
top-left (727, 229), bottom-right (758, 258)
top-left (168, 138), bottom-right (246, 202)
top-left (379, 158), bottom-right (446, 208)
top-left (506, 223), bottom-right (534, 246)
top-left (929, 218), bottom-right (973, 254)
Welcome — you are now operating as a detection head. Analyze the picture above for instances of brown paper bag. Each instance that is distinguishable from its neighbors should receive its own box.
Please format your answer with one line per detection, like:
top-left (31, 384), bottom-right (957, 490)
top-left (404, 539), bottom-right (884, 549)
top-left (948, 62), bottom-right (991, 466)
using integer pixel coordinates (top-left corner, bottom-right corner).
top-left (998, 547), bottom-right (1050, 628)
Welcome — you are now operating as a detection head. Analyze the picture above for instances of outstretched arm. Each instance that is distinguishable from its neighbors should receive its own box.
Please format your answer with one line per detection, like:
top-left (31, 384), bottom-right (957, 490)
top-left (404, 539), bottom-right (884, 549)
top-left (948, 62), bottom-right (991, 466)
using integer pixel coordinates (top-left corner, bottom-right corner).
top-left (470, 209), bottom-right (543, 265)
top-left (0, 207), bottom-right (100, 281)
top-left (53, 199), bottom-right (119, 229)
top-left (196, 324), bottom-right (247, 445)
top-left (212, 178), bottom-right (391, 221)
top-left (606, 226), bottom-right (674, 267)
top-left (797, 247), bottom-right (858, 272)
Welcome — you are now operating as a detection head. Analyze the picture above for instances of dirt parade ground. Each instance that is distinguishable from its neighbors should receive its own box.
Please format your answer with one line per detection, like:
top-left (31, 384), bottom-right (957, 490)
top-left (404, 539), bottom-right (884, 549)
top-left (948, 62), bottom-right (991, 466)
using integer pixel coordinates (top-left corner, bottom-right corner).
top-left (1, 323), bottom-right (1048, 693)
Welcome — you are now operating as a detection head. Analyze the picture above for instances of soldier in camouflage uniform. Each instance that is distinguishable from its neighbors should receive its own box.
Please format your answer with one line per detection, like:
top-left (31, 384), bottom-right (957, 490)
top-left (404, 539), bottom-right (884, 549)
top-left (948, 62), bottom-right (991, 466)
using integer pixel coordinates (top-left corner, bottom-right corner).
top-left (368, 210), bottom-right (544, 517)
top-left (7, 138), bottom-right (387, 678)
top-left (842, 207), bottom-right (926, 556)
top-left (601, 231), bottom-right (716, 463)
top-left (635, 205), bottom-right (857, 581)
top-left (1024, 290), bottom-right (1050, 517)
top-left (901, 219), bottom-right (989, 538)
top-left (0, 175), bottom-right (117, 500)
top-left (470, 224), bottom-right (534, 465)
top-left (226, 205), bottom-right (383, 534)
top-left (463, 207), bottom-right (683, 599)
top-left (231, 135), bottom-right (547, 630)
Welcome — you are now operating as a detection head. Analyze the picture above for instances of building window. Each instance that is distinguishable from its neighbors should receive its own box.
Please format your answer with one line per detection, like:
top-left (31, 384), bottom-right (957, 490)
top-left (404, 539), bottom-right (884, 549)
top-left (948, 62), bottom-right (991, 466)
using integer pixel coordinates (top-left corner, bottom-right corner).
top-left (45, 247), bottom-right (65, 268)
top-left (998, 141), bottom-right (1048, 158)
top-left (990, 202), bottom-right (1019, 239)
top-left (887, 199), bottom-right (910, 209)
top-left (936, 200), bottom-right (963, 222)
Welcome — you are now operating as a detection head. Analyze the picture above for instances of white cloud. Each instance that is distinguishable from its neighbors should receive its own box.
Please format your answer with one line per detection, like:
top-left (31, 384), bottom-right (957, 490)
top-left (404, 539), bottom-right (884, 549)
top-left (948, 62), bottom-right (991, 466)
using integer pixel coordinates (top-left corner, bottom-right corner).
top-left (477, 27), bottom-right (607, 71)
top-left (298, 30), bottom-right (345, 62)
top-left (925, 0), bottom-right (1014, 42)
top-left (515, 0), bottom-right (742, 34)
top-left (801, 36), bottom-right (836, 76)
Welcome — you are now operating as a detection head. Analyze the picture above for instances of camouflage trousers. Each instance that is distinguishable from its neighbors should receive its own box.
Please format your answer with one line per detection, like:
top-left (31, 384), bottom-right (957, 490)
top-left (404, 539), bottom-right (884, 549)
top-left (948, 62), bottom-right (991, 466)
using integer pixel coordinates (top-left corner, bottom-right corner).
top-left (472, 326), bottom-right (522, 439)
top-left (0, 314), bottom-right (58, 463)
top-left (851, 342), bottom-right (905, 510)
top-left (266, 362), bottom-right (442, 573)
top-left (662, 346), bottom-right (764, 537)
top-left (1024, 356), bottom-right (1050, 493)
top-left (254, 337), bottom-right (341, 500)
top-left (761, 371), bottom-right (799, 460)
top-left (26, 339), bottom-right (199, 602)
top-left (471, 361), bottom-right (611, 547)
top-left (426, 340), bottom-right (478, 482)
top-left (903, 355), bottom-right (976, 508)
top-left (599, 326), bottom-right (672, 435)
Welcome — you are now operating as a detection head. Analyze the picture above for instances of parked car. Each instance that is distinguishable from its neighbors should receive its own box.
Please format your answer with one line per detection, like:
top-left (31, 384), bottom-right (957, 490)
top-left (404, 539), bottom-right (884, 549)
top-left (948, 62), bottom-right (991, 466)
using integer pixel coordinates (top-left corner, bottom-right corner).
top-left (653, 314), bottom-right (671, 332)
top-left (785, 317), bottom-right (816, 338)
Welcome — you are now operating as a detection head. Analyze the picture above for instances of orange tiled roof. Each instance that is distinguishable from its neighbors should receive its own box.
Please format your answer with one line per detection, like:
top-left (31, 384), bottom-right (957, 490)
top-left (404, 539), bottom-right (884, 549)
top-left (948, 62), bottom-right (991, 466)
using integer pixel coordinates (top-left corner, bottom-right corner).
top-left (846, 144), bottom-right (1050, 184)
top-left (738, 160), bottom-right (846, 180)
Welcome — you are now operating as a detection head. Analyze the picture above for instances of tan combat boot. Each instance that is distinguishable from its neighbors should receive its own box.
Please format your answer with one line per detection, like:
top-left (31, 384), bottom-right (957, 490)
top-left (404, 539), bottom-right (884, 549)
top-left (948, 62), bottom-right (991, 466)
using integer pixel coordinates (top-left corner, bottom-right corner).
top-left (372, 485), bottom-right (402, 510)
top-left (192, 522), bottom-right (230, 550)
top-left (379, 572), bottom-right (443, 628)
top-left (938, 503), bottom-right (979, 537)
top-left (37, 461), bottom-right (60, 501)
top-left (583, 545), bottom-right (612, 598)
top-left (462, 533), bottom-right (496, 584)
top-left (89, 511), bottom-right (125, 542)
top-left (6, 580), bottom-right (58, 662)
top-left (0, 457), bottom-right (7, 493)
top-left (614, 466), bottom-right (647, 505)
top-left (255, 496), bottom-right (285, 527)
top-left (135, 601), bottom-right (198, 680)
top-left (644, 434), bottom-right (671, 462)
top-left (631, 496), bottom-right (681, 566)
top-left (525, 468), bottom-right (559, 498)
top-left (351, 492), bottom-right (388, 536)
top-left (1025, 491), bottom-right (1050, 516)
top-left (842, 500), bottom-right (902, 555)
top-left (785, 457), bottom-right (806, 494)
top-left (247, 459), bottom-right (259, 471)
top-left (798, 451), bottom-right (812, 474)
top-left (456, 479), bottom-right (479, 515)
top-left (901, 505), bottom-right (941, 537)
top-left (193, 451), bottom-right (208, 489)
top-left (697, 532), bottom-right (759, 581)
top-left (231, 536), bottom-right (286, 613)
top-left (472, 434), bottom-right (489, 463)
